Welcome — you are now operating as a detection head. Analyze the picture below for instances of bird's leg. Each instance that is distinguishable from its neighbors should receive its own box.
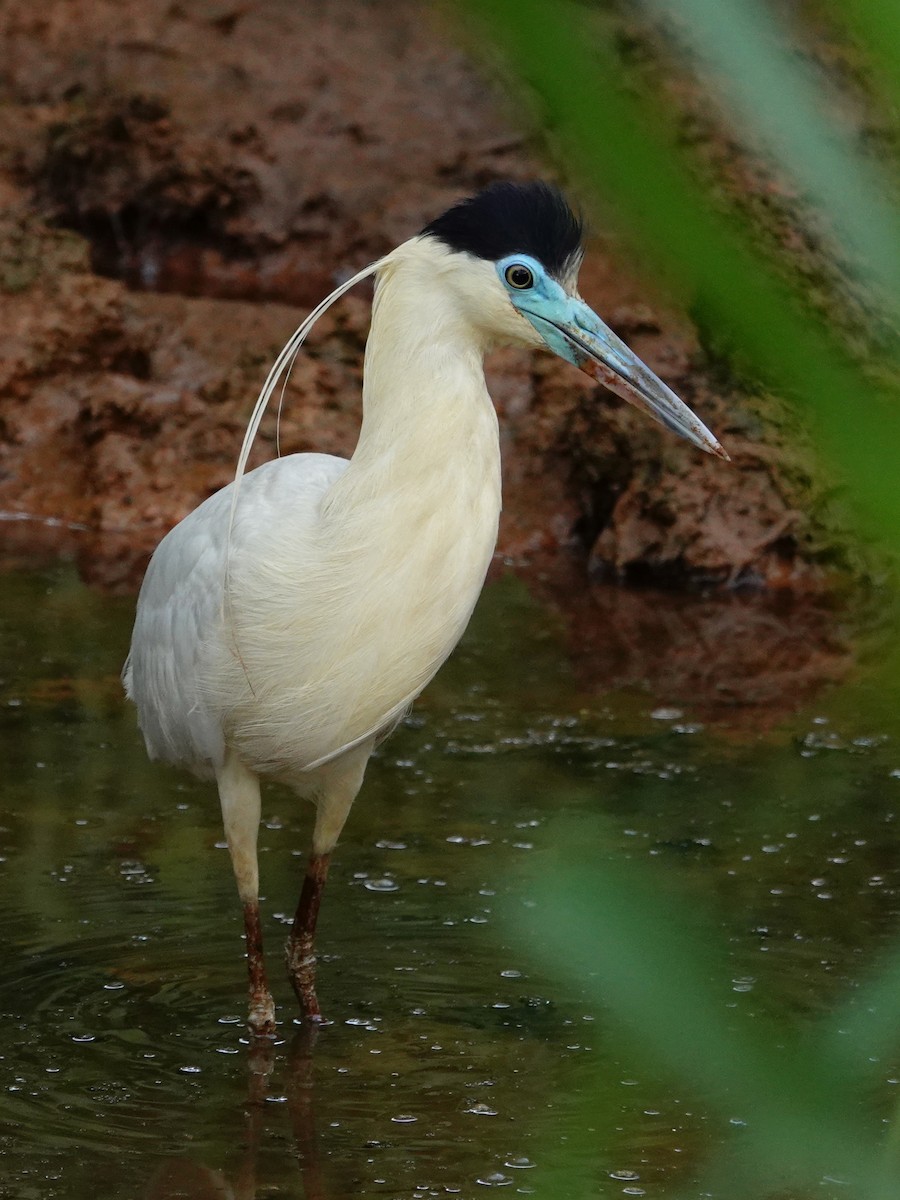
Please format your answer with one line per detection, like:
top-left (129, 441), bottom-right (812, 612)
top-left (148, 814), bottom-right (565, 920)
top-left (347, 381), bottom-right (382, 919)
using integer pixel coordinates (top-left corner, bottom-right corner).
top-left (286, 853), bottom-right (330, 1021)
top-left (217, 752), bottom-right (276, 1037)
top-left (285, 739), bottom-right (374, 1023)
top-left (242, 897), bottom-right (277, 1037)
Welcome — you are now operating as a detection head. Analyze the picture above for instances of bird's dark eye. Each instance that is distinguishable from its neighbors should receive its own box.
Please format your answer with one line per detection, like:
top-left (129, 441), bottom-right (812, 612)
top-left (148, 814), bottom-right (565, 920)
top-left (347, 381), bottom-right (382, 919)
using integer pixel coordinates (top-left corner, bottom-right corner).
top-left (505, 263), bottom-right (534, 289)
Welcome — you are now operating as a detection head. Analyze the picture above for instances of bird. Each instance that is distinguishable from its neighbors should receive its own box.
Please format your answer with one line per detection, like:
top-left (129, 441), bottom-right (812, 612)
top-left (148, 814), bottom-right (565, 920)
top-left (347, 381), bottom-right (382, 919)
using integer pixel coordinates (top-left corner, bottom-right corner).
top-left (123, 180), bottom-right (727, 1037)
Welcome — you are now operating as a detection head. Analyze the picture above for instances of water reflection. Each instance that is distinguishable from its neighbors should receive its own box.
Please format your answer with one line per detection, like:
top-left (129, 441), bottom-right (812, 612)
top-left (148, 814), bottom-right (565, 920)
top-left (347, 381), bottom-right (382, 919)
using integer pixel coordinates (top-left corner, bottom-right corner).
top-left (523, 559), bottom-right (856, 723)
top-left (141, 1026), bottom-right (542, 1199)
top-left (142, 1032), bottom-right (325, 1200)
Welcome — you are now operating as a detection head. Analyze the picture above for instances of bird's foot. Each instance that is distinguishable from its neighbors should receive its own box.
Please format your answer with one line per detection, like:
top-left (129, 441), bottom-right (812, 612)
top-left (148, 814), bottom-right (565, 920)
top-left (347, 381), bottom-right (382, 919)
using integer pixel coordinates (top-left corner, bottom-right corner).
top-left (285, 934), bottom-right (328, 1024)
top-left (242, 897), bottom-right (277, 1037)
top-left (247, 986), bottom-right (277, 1039)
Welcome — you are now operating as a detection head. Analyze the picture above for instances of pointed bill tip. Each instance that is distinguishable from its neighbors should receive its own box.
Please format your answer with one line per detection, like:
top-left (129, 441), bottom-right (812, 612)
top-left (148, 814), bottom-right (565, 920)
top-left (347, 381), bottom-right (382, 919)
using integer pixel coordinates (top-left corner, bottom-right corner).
top-left (691, 422), bottom-right (731, 461)
top-left (674, 410), bottom-right (731, 462)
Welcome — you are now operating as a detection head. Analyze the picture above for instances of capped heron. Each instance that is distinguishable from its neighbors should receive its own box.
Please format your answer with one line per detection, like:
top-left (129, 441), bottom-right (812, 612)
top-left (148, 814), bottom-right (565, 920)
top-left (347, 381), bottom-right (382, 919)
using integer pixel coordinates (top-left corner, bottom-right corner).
top-left (123, 181), bottom-right (726, 1036)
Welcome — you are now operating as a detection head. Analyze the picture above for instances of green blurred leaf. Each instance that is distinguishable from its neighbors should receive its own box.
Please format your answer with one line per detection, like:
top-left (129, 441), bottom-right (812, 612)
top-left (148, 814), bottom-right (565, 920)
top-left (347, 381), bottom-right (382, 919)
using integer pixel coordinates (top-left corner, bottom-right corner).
top-left (639, 0), bottom-right (900, 303)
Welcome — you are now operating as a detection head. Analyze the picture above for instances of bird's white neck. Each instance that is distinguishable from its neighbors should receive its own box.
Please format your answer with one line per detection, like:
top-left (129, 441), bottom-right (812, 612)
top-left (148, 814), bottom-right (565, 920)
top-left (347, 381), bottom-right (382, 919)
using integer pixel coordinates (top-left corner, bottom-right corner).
top-left (326, 241), bottom-right (502, 516)
top-left (277, 239), bottom-right (503, 766)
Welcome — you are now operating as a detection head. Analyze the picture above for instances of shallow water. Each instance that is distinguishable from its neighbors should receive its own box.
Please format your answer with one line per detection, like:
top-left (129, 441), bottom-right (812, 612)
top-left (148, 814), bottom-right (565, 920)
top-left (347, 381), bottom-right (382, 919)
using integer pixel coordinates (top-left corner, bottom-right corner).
top-left (2, 563), bottom-right (900, 1198)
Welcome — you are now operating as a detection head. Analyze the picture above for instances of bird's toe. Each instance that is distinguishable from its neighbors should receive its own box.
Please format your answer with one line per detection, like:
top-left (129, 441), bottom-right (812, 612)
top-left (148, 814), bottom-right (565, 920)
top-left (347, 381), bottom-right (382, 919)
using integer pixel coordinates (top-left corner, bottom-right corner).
top-left (248, 988), bottom-right (277, 1038)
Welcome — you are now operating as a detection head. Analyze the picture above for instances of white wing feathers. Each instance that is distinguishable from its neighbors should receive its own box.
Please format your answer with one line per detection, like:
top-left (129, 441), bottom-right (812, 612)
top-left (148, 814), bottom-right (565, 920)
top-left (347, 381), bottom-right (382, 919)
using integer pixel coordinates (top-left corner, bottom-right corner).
top-left (123, 453), bottom-right (349, 777)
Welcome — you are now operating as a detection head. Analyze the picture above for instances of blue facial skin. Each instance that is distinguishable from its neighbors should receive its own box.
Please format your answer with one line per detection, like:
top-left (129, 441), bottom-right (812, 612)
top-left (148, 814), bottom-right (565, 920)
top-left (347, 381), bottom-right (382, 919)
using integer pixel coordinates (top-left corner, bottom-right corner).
top-left (495, 253), bottom-right (632, 373)
top-left (496, 254), bottom-right (585, 366)
top-left (494, 253), bottom-right (727, 459)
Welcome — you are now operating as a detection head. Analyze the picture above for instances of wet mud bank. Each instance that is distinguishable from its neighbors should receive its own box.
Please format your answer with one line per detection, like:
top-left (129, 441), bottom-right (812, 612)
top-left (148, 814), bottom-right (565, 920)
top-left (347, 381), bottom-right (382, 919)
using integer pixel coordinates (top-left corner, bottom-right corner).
top-left (0, 0), bottom-right (877, 715)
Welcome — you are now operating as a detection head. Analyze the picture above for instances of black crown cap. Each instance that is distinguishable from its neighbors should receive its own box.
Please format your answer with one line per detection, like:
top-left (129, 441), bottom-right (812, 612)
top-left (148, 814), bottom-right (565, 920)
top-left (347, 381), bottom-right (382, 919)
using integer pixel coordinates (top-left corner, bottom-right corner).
top-left (421, 180), bottom-right (584, 280)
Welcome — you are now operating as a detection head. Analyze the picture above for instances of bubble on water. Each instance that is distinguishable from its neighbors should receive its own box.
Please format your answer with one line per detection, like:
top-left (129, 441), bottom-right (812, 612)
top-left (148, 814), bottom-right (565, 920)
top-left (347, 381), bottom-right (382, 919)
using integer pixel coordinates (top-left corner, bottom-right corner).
top-left (364, 877), bottom-right (399, 892)
top-left (476, 1171), bottom-right (512, 1186)
top-left (800, 730), bottom-right (851, 753)
top-left (504, 1157), bottom-right (535, 1169)
top-left (465, 1102), bottom-right (498, 1116)
top-left (118, 860), bottom-right (154, 885)
top-left (650, 707), bottom-right (683, 721)
top-left (391, 1113), bottom-right (418, 1124)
